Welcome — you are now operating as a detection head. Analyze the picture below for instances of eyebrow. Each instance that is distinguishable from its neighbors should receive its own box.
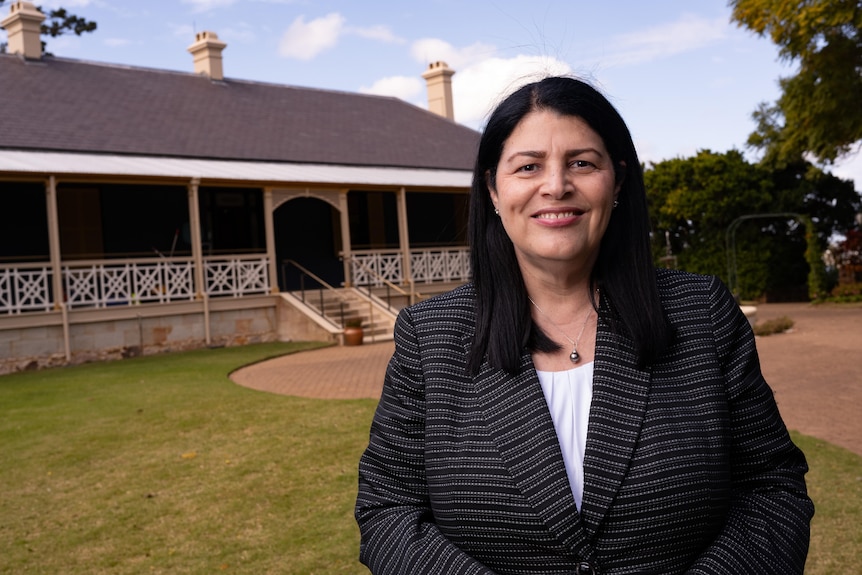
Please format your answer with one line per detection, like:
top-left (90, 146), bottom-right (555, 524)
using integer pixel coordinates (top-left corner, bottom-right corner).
top-left (503, 148), bottom-right (602, 163)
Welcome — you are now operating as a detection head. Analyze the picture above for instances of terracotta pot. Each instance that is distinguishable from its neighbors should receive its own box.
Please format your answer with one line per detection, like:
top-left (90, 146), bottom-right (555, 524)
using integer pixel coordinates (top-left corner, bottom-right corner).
top-left (343, 326), bottom-right (364, 346)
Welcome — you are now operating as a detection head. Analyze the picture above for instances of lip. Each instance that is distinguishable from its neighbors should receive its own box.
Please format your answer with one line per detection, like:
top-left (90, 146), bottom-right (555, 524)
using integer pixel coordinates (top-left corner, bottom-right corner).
top-left (531, 207), bottom-right (585, 225)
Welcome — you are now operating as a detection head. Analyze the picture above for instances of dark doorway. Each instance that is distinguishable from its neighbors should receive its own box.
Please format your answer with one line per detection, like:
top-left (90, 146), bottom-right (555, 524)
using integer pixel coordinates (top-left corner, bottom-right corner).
top-left (275, 197), bottom-right (343, 291)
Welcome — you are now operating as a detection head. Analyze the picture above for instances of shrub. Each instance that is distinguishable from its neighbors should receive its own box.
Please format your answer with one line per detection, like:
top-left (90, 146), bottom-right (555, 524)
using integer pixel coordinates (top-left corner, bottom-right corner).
top-left (829, 282), bottom-right (862, 302)
top-left (753, 316), bottom-right (794, 336)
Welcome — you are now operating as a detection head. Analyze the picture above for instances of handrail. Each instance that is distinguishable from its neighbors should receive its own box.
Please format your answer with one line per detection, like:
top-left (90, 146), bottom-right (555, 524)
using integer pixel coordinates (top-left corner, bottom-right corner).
top-left (343, 254), bottom-right (425, 307)
top-left (281, 259), bottom-right (350, 328)
top-left (284, 259), bottom-right (346, 298)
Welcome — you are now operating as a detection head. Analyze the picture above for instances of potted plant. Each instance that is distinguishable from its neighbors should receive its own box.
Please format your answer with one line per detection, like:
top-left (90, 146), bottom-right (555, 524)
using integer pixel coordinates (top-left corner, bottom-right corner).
top-left (343, 317), bottom-right (364, 346)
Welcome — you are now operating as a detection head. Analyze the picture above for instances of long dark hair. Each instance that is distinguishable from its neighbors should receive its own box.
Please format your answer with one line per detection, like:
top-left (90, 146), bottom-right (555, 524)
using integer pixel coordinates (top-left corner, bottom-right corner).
top-left (467, 76), bottom-right (673, 375)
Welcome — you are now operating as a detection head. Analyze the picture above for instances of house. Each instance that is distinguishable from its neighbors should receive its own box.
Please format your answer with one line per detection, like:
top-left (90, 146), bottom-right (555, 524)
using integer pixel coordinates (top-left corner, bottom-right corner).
top-left (0, 1), bottom-right (480, 373)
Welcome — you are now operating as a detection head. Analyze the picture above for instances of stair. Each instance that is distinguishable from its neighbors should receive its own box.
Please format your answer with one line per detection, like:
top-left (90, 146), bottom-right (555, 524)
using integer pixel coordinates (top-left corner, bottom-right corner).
top-left (287, 287), bottom-right (396, 344)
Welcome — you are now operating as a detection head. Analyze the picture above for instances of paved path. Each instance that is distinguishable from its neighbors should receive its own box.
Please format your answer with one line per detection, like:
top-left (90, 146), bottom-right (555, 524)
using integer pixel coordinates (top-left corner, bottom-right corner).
top-left (231, 302), bottom-right (862, 456)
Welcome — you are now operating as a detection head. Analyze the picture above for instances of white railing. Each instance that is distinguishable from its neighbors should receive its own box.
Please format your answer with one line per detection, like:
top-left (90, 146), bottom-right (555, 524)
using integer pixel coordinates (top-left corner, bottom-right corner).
top-left (1, 249), bottom-right (467, 314)
top-left (63, 257), bottom-right (197, 309)
top-left (204, 255), bottom-right (270, 297)
top-left (0, 255), bottom-right (271, 314)
top-left (0, 263), bottom-right (54, 314)
top-left (350, 247), bottom-right (470, 287)
top-left (350, 251), bottom-right (403, 286)
top-left (411, 248), bottom-right (471, 283)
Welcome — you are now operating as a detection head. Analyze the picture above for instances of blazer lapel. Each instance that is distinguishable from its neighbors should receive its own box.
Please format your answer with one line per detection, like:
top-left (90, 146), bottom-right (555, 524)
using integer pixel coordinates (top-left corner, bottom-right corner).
top-left (472, 342), bottom-right (597, 559)
top-left (579, 312), bottom-right (652, 537)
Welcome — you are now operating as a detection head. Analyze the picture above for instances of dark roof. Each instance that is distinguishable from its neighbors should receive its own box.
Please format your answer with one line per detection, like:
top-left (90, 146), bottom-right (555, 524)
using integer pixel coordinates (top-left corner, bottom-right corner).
top-left (0, 54), bottom-right (480, 171)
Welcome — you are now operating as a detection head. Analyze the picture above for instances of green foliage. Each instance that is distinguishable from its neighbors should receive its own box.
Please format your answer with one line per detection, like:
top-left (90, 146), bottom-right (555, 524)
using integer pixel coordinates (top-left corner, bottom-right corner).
top-left (730, 0), bottom-right (862, 165)
top-left (830, 282), bottom-right (862, 302)
top-left (805, 216), bottom-right (829, 300)
top-left (646, 151), bottom-right (860, 300)
top-left (645, 150), bottom-right (774, 299)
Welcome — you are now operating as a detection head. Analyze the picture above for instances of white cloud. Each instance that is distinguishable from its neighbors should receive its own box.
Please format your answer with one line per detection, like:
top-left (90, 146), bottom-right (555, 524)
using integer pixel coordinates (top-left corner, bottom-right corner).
top-left (359, 76), bottom-right (424, 103)
top-left (278, 13), bottom-right (345, 60)
top-left (181, 0), bottom-right (238, 13)
top-left (363, 36), bottom-right (574, 128)
top-left (38, 0), bottom-right (95, 8)
top-left (410, 38), bottom-right (495, 70)
top-left (452, 54), bottom-right (571, 129)
top-left (596, 14), bottom-right (727, 68)
top-left (349, 24), bottom-right (405, 44)
top-left (403, 37), bottom-right (580, 127)
top-left (832, 152), bottom-right (862, 190)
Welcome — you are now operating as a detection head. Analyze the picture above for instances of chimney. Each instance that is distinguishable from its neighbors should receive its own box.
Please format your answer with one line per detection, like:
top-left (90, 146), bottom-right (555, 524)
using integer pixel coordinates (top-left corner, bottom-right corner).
top-left (187, 30), bottom-right (227, 80)
top-left (1, 1), bottom-right (46, 60)
top-left (422, 61), bottom-right (455, 120)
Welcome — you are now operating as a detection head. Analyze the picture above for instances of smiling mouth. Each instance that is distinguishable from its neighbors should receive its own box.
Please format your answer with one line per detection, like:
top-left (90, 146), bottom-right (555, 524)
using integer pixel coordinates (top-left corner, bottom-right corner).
top-left (534, 210), bottom-right (582, 220)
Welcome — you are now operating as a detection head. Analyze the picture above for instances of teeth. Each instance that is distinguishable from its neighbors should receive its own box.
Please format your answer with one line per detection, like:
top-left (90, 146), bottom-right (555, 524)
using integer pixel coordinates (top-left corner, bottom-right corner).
top-left (536, 211), bottom-right (576, 219)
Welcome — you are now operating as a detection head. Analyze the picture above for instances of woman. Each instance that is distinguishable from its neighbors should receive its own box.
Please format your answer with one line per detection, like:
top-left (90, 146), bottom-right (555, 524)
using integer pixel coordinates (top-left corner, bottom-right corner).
top-left (355, 76), bottom-right (813, 574)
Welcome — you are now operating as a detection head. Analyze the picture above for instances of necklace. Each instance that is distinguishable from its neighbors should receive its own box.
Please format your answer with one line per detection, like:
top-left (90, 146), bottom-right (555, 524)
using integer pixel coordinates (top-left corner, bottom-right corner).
top-left (528, 296), bottom-right (594, 363)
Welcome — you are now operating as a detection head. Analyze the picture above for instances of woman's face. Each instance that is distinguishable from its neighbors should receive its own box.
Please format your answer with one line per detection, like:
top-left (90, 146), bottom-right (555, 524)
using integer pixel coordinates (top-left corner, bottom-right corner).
top-left (488, 109), bottom-right (622, 277)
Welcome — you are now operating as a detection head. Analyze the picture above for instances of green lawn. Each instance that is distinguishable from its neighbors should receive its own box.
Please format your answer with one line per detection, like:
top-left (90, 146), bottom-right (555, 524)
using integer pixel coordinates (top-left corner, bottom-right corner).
top-left (0, 343), bottom-right (859, 574)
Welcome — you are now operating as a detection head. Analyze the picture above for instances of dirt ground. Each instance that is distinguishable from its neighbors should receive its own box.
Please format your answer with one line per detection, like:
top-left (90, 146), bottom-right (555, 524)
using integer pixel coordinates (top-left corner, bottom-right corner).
top-left (232, 302), bottom-right (862, 456)
top-left (750, 302), bottom-right (862, 456)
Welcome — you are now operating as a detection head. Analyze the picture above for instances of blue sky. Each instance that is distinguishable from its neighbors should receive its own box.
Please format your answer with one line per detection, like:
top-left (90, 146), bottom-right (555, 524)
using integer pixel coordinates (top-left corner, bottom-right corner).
top-left (7, 0), bottom-right (862, 186)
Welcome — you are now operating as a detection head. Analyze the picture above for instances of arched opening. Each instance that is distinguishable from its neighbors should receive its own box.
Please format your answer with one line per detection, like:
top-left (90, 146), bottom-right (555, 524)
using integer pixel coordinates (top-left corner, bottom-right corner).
top-left (274, 197), bottom-right (343, 291)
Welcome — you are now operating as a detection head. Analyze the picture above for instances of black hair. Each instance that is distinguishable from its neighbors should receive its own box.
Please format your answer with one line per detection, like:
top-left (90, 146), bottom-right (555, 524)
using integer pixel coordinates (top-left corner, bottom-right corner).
top-left (467, 76), bottom-right (673, 375)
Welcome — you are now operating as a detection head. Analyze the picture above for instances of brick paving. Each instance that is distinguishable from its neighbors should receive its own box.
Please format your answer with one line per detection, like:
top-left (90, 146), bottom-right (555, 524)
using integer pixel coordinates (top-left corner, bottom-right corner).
top-left (231, 302), bottom-right (862, 456)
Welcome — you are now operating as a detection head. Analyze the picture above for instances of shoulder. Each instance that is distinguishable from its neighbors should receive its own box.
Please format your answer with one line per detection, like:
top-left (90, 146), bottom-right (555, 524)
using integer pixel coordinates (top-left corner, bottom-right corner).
top-left (654, 268), bottom-right (734, 310)
top-left (653, 268), bottom-right (746, 336)
top-left (396, 283), bottom-right (477, 333)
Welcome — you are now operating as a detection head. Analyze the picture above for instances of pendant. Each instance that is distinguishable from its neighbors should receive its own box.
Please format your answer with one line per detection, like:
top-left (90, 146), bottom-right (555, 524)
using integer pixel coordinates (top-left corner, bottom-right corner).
top-left (570, 349), bottom-right (580, 363)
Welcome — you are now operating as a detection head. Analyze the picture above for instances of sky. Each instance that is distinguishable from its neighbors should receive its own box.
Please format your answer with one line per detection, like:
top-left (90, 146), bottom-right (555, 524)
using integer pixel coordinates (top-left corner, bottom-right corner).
top-left (4, 0), bottom-right (862, 188)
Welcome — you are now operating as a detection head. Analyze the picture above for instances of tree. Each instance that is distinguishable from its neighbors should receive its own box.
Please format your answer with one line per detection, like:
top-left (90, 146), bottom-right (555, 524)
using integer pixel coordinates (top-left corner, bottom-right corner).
top-left (645, 150), bottom-right (775, 299)
top-left (730, 0), bottom-right (862, 166)
top-left (645, 150), bottom-right (861, 300)
top-left (0, 1), bottom-right (96, 56)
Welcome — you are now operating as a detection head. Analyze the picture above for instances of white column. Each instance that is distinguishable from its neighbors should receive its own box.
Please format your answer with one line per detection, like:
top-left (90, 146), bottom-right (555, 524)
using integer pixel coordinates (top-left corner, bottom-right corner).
top-left (187, 178), bottom-right (204, 297)
top-left (46, 176), bottom-right (70, 360)
top-left (263, 188), bottom-right (278, 293)
top-left (339, 190), bottom-right (352, 287)
top-left (45, 175), bottom-right (63, 310)
top-left (396, 187), bottom-right (412, 286)
top-left (187, 178), bottom-right (209, 344)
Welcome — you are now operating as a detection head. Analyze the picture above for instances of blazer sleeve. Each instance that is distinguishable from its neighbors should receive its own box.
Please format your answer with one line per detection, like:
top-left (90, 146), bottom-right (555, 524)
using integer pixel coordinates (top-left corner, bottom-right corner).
top-left (686, 277), bottom-right (814, 574)
top-left (355, 307), bottom-right (497, 575)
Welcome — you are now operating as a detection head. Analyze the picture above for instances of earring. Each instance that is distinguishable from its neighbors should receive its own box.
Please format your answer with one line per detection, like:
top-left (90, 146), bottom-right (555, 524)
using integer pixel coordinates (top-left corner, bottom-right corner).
top-left (613, 200), bottom-right (619, 209)
top-left (494, 208), bottom-right (500, 216)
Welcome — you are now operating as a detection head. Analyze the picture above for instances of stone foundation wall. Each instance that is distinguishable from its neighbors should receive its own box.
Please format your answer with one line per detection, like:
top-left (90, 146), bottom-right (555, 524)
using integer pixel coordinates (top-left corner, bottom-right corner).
top-left (0, 301), bottom-right (281, 375)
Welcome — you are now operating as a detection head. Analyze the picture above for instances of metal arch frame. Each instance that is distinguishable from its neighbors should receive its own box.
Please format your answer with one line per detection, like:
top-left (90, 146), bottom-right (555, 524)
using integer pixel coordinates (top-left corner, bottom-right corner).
top-left (725, 212), bottom-right (806, 300)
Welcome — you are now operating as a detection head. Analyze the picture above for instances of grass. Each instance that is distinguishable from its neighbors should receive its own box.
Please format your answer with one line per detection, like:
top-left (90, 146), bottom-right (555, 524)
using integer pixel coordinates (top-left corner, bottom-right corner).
top-left (1, 343), bottom-right (860, 574)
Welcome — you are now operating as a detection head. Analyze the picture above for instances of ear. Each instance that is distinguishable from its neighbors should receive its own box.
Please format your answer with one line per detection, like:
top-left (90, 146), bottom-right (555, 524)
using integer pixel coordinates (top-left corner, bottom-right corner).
top-left (485, 169), bottom-right (499, 209)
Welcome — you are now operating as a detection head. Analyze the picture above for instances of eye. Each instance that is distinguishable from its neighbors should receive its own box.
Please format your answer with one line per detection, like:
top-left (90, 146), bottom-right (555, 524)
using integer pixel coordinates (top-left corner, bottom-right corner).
top-left (517, 163), bottom-right (539, 173)
top-left (571, 160), bottom-right (596, 170)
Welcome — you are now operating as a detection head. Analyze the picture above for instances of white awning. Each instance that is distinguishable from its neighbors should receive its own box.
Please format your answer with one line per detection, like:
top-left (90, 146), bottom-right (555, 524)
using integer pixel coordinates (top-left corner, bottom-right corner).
top-left (0, 150), bottom-right (472, 190)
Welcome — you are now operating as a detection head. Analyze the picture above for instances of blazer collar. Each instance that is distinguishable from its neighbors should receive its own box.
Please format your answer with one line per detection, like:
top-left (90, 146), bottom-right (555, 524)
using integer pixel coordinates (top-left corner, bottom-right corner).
top-left (468, 308), bottom-right (651, 552)
top-left (580, 312), bottom-right (652, 536)
top-left (471, 342), bottom-right (597, 559)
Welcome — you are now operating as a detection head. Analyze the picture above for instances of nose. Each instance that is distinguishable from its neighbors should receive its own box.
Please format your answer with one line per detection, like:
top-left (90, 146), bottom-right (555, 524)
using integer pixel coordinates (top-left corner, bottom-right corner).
top-left (541, 163), bottom-right (572, 199)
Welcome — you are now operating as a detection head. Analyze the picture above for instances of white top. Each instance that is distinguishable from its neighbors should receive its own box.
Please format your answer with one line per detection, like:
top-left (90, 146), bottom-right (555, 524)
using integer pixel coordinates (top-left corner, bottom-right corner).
top-left (535, 362), bottom-right (594, 510)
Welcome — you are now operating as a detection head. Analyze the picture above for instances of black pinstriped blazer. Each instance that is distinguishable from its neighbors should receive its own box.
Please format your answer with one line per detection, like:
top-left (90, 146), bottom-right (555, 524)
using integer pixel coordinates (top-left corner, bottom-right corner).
top-left (356, 269), bottom-right (813, 574)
